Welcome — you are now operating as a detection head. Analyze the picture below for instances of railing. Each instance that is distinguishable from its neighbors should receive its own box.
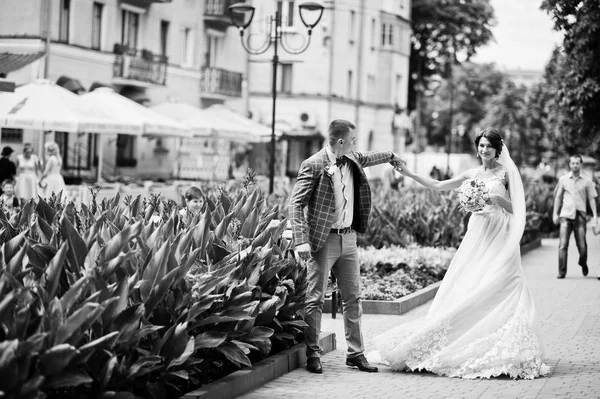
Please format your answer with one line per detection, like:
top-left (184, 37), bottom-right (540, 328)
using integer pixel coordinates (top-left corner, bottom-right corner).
top-left (204, 0), bottom-right (245, 17)
top-left (199, 67), bottom-right (242, 97)
top-left (113, 44), bottom-right (168, 86)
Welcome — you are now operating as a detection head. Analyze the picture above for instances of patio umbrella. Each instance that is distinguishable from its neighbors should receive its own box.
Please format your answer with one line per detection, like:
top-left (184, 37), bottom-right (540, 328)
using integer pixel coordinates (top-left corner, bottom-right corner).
top-left (0, 79), bottom-right (139, 134)
top-left (81, 88), bottom-right (191, 138)
top-left (151, 101), bottom-right (263, 143)
top-left (203, 104), bottom-right (271, 142)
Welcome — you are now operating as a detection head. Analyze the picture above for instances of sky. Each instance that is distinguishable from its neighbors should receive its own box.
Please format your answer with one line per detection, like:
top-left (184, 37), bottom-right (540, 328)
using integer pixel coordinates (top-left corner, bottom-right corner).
top-left (471, 0), bottom-right (563, 71)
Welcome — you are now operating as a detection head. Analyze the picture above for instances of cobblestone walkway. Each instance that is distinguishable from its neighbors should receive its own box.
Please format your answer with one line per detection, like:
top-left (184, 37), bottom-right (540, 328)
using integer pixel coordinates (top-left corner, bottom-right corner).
top-left (240, 231), bottom-right (600, 399)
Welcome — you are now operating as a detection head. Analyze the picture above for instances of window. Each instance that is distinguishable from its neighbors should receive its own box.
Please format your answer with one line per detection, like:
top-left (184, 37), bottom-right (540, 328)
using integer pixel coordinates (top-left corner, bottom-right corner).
top-left (59, 0), bottom-right (70, 43)
top-left (116, 134), bottom-right (136, 167)
top-left (160, 20), bottom-right (169, 57)
top-left (349, 10), bottom-right (356, 43)
top-left (207, 35), bottom-right (219, 67)
top-left (55, 132), bottom-right (93, 170)
top-left (0, 128), bottom-right (23, 143)
top-left (347, 70), bottom-right (353, 99)
top-left (91, 2), bottom-right (104, 50)
top-left (275, 63), bottom-right (293, 93)
top-left (370, 18), bottom-right (376, 49)
top-left (182, 28), bottom-right (194, 66)
top-left (121, 10), bottom-right (139, 49)
top-left (381, 23), bottom-right (394, 47)
top-left (277, 0), bottom-right (295, 27)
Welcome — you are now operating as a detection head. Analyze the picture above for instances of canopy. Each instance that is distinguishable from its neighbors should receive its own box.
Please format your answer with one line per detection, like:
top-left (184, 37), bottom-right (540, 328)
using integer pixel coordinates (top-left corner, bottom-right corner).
top-left (0, 79), bottom-right (135, 134)
top-left (81, 88), bottom-right (192, 138)
top-left (152, 101), bottom-right (269, 143)
top-left (203, 104), bottom-right (271, 142)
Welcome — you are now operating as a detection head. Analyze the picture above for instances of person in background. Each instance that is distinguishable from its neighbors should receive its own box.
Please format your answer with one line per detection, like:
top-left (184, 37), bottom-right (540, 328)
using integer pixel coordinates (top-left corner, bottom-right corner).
top-left (39, 141), bottom-right (66, 200)
top-left (0, 146), bottom-right (16, 195)
top-left (0, 179), bottom-right (20, 217)
top-left (15, 143), bottom-right (41, 203)
top-left (429, 165), bottom-right (442, 180)
top-left (553, 154), bottom-right (598, 279)
top-left (179, 186), bottom-right (205, 226)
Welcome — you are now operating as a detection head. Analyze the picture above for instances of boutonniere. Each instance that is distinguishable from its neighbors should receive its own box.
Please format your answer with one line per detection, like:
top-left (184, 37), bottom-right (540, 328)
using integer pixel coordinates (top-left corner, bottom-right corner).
top-left (324, 161), bottom-right (337, 177)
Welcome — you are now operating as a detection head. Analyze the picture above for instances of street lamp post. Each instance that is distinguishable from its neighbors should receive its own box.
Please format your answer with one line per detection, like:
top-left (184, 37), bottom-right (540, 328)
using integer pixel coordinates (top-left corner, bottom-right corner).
top-left (228, 2), bottom-right (324, 194)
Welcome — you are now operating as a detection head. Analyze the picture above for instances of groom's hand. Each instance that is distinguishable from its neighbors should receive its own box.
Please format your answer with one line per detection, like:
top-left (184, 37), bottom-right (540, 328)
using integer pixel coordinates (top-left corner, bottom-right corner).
top-left (294, 243), bottom-right (312, 264)
top-left (390, 153), bottom-right (406, 167)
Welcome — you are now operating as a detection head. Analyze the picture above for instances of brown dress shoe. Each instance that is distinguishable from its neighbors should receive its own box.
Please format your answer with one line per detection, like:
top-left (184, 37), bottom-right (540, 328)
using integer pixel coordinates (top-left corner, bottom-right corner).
top-left (346, 354), bottom-right (378, 372)
top-left (307, 357), bottom-right (322, 374)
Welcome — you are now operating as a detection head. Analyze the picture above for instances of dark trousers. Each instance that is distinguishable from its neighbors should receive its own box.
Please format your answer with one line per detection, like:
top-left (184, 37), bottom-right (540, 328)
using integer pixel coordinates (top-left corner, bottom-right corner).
top-left (558, 211), bottom-right (588, 276)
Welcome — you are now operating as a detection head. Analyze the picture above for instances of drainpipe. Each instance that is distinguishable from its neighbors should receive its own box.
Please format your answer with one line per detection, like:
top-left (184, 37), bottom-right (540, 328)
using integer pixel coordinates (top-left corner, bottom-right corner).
top-left (326, 0), bottom-right (335, 125)
top-left (354, 0), bottom-right (365, 132)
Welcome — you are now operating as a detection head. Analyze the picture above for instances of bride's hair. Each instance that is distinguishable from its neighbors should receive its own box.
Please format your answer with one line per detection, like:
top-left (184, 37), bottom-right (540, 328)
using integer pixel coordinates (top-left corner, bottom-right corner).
top-left (474, 128), bottom-right (503, 158)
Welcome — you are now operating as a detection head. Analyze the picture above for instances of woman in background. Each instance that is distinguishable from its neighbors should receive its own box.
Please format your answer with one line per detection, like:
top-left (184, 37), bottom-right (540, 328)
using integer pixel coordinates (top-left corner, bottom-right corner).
top-left (15, 143), bottom-right (41, 203)
top-left (39, 141), bottom-right (66, 200)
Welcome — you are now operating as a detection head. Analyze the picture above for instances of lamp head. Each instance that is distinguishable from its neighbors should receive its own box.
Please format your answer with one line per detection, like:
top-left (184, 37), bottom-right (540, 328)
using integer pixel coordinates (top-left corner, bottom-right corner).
top-left (298, 2), bottom-right (325, 30)
top-left (228, 3), bottom-right (255, 30)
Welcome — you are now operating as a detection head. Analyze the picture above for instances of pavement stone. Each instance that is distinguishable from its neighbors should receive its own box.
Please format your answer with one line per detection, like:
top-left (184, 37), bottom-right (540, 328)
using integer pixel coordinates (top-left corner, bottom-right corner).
top-left (239, 228), bottom-right (600, 399)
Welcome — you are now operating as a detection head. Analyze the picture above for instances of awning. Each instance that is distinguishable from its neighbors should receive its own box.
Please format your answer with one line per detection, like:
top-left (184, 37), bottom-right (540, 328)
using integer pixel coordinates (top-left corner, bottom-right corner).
top-left (281, 126), bottom-right (323, 140)
top-left (0, 52), bottom-right (45, 74)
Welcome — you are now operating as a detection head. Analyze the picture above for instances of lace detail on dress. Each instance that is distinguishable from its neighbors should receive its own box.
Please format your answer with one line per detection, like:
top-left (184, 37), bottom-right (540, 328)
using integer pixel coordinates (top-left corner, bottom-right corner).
top-left (426, 313), bottom-right (550, 380)
top-left (404, 321), bottom-right (452, 372)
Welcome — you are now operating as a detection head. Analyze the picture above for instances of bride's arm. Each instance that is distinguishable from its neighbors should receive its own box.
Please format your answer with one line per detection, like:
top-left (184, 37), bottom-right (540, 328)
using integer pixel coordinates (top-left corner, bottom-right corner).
top-left (395, 165), bottom-right (469, 191)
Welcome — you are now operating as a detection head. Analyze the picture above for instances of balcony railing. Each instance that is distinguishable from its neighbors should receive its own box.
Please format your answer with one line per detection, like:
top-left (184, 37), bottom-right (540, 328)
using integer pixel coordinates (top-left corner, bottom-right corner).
top-left (113, 44), bottom-right (167, 86)
top-left (199, 67), bottom-right (242, 98)
top-left (204, 0), bottom-right (246, 29)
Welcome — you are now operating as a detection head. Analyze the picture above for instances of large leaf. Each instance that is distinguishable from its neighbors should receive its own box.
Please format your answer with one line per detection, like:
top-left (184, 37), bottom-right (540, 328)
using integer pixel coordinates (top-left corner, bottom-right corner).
top-left (6, 243), bottom-right (27, 277)
top-left (44, 370), bottom-right (93, 389)
top-left (192, 210), bottom-right (211, 256)
top-left (61, 214), bottom-right (88, 275)
top-left (55, 302), bottom-right (102, 344)
top-left (215, 342), bottom-right (252, 368)
top-left (239, 208), bottom-right (259, 239)
top-left (44, 241), bottom-right (69, 299)
top-left (160, 322), bottom-right (189, 365)
top-left (125, 355), bottom-right (163, 379)
top-left (59, 275), bottom-right (90, 316)
top-left (99, 220), bottom-right (143, 264)
top-left (37, 344), bottom-right (78, 376)
top-left (244, 326), bottom-right (275, 342)
top-left (139, 240), bottom-right (171, 301)
top-left (169, 336), bottom-right (195, 368)
top-left (193, 331), bottom-right (227, 349)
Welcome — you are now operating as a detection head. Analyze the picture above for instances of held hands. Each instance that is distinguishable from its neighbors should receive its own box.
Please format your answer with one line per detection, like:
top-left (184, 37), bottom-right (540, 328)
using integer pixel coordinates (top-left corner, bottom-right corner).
top-left (552, 214), bottom-right (560, 225)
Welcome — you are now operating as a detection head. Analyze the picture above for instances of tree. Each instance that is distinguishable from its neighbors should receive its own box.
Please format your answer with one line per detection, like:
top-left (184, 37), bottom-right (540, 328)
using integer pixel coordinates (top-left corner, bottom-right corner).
top-left (409, 0), bottom-right (495, 110)
top-left (541, 0), bottom-right (600, 148)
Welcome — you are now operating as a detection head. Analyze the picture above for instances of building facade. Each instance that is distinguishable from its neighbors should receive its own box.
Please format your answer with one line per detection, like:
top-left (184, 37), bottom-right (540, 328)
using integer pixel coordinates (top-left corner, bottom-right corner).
top-left (229, 0), bottom-right (412, 179)
top-left (0, 0), bottom-right (247, 181)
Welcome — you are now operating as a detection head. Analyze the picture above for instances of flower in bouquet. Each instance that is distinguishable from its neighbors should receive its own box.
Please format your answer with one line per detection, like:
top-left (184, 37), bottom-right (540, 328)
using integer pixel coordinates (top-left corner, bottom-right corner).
top-left (457, 179), bottom-right (492, 213)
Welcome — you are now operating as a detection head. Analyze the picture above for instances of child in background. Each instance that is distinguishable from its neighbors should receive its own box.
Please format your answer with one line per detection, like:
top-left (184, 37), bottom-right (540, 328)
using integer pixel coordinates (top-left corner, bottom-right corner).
top-left (179, 186), bottom-right (205, 226)
top-left (0, 179), bottom-right (20, 217)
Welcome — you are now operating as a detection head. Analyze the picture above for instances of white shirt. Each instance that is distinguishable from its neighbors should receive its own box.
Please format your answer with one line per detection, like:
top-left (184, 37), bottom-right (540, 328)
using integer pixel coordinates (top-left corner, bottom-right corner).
top-left (326, 146), bottom-right (354, 228)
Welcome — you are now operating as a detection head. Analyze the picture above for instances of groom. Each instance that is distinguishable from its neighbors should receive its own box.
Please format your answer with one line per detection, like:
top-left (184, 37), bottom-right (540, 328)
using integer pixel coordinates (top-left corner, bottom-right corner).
top-left (289, 119), bottom-right (404, 373)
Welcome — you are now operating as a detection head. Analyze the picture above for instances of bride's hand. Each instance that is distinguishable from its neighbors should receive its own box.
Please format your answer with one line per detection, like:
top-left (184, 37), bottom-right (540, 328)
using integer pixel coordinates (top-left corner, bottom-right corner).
top-left (392, 162), bottom-right (412, 176)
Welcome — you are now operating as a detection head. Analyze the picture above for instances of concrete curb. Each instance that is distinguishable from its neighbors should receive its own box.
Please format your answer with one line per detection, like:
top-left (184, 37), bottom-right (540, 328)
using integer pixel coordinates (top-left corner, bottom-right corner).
top-left (181, 332), bottom-right (336, 399)
top-left (324, 237), bottom-right (544, 316)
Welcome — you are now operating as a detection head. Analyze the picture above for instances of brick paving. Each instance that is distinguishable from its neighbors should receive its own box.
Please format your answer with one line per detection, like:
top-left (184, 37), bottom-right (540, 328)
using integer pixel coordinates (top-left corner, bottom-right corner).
top-left (240, 230), bottom-right (600, 399)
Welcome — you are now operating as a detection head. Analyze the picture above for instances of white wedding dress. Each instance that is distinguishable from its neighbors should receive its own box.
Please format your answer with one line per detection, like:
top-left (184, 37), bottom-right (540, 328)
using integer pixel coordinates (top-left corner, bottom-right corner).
top-left (370, 147), bottom-right (550, 379)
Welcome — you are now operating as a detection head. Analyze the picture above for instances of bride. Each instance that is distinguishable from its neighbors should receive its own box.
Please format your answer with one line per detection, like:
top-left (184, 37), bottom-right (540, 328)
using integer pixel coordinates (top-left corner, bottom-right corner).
top-left (370, 128), bottom-right (550, 379)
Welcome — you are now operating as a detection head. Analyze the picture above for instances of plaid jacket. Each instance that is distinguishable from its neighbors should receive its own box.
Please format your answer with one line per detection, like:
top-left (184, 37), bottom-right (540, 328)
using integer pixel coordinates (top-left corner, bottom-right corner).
top-left (289, 148), bottom-right (393, 252)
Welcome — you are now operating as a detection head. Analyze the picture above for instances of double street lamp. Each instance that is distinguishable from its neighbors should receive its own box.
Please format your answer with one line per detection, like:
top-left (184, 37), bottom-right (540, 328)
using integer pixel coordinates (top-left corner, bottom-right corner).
top-left (228, 2), bottom-right (324, 194)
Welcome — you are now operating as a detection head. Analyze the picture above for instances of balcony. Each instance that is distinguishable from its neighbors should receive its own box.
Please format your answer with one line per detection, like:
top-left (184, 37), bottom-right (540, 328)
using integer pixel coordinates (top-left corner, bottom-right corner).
top-left (112, 44), bottom-right (167, 86)
top-left (199, 67), bottom-right (242, 98)
top-left (120, 0), bottom-right (172, 9)
top-left (204, 0), bottom-right (246, 30)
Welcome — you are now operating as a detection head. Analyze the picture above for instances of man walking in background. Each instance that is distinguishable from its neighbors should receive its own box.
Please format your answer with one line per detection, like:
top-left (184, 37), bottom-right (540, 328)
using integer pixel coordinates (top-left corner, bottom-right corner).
top-left (553, 154), bottom-right (598, 279)
top-left (289, 119), bottom-right (404, 374)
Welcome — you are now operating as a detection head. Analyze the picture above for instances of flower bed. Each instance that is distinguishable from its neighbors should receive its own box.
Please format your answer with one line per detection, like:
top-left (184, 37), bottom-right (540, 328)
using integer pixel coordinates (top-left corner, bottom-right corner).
top-left (0, 188), bottom-right (306, 399)
top-left (358, 245), bottom-right (456, 301)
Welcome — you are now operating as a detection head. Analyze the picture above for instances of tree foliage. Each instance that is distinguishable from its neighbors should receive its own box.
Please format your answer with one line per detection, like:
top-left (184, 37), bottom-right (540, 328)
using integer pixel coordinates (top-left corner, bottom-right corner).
top-left (541, 0), bottom-right (600, 147)
top-left (409, 0), bottom-right (495, 110)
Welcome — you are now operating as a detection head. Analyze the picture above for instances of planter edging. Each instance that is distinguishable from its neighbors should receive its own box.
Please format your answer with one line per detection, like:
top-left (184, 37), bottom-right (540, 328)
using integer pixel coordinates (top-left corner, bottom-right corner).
top-left (181, 332), bottom-right (336, 399)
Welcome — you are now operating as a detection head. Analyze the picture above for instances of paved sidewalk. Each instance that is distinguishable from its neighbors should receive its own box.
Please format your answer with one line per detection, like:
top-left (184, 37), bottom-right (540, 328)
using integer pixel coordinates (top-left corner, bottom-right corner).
top-left (240, 231), bottom-right (600, 399)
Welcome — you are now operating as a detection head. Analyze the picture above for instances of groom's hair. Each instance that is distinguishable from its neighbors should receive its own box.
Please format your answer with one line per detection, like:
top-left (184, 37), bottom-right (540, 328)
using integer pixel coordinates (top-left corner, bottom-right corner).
top-left (328, 119), bottom-right (355, 146)
top-left (475, 128), bottom-right (503, 158)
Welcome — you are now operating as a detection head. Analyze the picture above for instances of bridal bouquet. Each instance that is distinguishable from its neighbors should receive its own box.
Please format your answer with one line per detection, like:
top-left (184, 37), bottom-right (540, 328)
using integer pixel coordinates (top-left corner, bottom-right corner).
top-left (457, 179), bottom-right (491, 213)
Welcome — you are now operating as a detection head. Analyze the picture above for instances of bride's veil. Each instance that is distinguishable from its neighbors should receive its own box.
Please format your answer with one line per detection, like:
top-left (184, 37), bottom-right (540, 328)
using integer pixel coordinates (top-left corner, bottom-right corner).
top-left (498, 143), bottom-right (526, 254)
